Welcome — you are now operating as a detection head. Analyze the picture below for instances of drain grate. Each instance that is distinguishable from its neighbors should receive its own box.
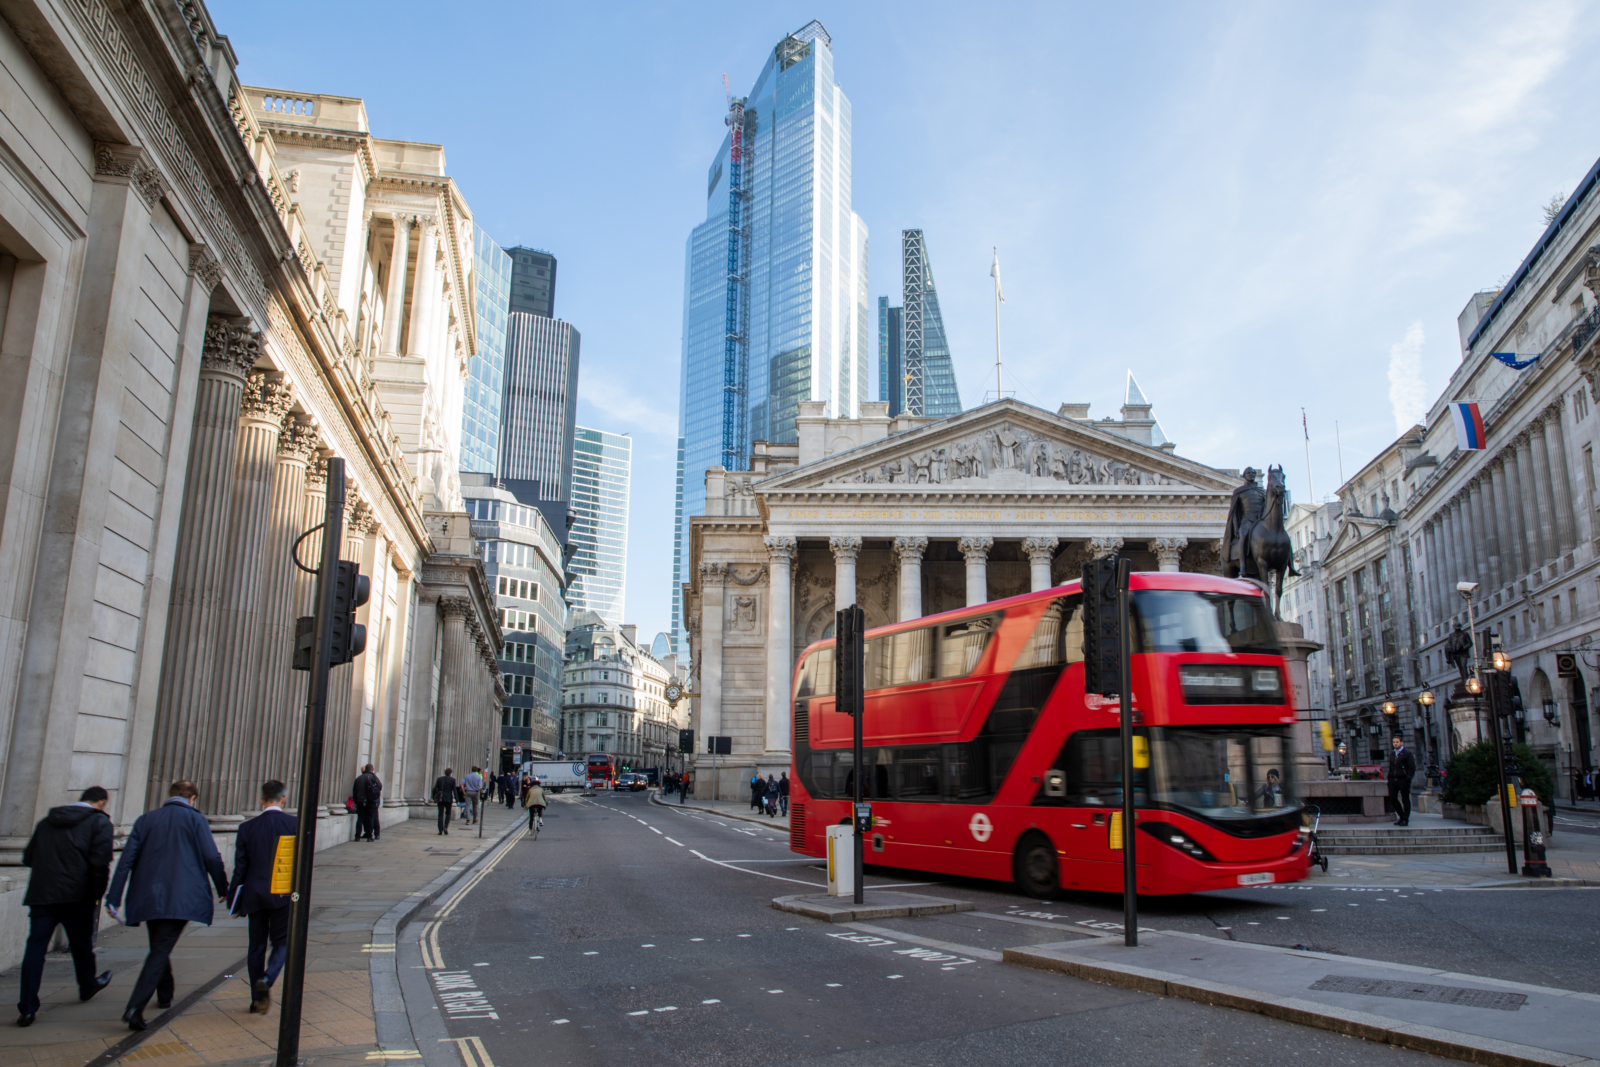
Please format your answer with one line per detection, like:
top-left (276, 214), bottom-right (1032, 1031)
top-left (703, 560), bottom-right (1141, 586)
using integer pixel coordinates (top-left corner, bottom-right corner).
top-left (531, 876), bottom-right (589, 889)
top-left (1309, 975), bottom-right (1526, 1011)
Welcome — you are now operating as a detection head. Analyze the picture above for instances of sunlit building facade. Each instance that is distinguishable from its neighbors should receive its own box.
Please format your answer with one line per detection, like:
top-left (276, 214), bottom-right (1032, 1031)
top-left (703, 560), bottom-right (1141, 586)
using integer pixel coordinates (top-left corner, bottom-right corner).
top-left (569, 427), bottom-right (631, 623)
top-left (462, 224), bottom-right (512, 474)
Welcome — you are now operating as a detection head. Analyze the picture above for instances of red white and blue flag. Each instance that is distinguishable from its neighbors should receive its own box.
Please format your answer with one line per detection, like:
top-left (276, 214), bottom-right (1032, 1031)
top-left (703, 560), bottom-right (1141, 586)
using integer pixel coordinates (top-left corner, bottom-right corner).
top-left (1449, 402), bottom-right (1487, 450)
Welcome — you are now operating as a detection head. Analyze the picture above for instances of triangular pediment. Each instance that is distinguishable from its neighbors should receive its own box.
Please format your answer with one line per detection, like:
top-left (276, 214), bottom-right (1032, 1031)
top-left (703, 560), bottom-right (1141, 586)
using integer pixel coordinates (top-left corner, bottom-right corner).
top-left (756, 399), bottom-right (1236, 495)
top-left (1325, 514), bottom-right (1393, 561)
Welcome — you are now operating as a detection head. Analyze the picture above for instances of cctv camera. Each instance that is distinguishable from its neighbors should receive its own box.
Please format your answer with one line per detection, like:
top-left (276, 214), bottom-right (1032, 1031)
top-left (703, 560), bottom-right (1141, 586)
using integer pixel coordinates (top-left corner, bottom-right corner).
top-left (1456, 581), bottom-right (1479, 594)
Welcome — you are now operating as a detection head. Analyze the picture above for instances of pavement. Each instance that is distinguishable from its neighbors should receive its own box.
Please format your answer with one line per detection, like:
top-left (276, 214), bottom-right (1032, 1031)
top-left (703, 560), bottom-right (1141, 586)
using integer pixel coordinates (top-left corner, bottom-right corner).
top-left (0, 797), bottom-right (524, 1067)
top-left (1305, 807), bottom-right (1600, 886)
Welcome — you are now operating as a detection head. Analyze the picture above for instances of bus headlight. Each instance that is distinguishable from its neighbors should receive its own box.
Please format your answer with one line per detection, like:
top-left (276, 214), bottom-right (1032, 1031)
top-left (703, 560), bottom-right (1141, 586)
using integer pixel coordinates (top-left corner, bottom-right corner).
top-left (1138, 821), bottom-right (1217, 862)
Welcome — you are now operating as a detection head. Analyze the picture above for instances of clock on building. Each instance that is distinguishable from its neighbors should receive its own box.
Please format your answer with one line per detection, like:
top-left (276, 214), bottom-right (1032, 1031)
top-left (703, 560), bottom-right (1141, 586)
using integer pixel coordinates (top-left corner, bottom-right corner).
top-left (664, 682), bottom-right (684, 708)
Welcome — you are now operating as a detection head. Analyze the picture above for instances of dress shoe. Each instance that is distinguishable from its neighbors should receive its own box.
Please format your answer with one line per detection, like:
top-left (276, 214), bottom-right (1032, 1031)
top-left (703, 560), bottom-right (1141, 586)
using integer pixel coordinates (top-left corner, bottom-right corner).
top-left (15, 1013), bottom-right (35, 1028)
top-left (79, 971), bottom-right (113, 1001)
top-left (250, 979), bottom-right (271, 1014)
top-left (122, 1009), bottom-right (147, 1031)
top-left (156, 997), bottom-right (171, 1009)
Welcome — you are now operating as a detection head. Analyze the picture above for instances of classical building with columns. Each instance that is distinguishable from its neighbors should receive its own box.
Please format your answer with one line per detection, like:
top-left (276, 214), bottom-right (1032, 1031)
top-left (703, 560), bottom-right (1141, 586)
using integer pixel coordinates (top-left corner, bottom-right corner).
top-left (0, 0), bottom-right (502, 954)
top-left (681, 395), bottom-right (1240, 797)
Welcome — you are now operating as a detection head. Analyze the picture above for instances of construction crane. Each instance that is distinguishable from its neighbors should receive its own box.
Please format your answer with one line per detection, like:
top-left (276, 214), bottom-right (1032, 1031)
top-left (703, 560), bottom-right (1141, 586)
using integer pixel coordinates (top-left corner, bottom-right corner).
top-left (720, 78), bottom-right (749, 470)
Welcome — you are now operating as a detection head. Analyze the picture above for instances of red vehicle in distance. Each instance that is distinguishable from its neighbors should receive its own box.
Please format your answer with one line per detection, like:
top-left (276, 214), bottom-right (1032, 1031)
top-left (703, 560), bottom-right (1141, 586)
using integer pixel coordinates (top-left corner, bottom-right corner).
top-left (787, 571), bottom-right (1311, 897)
top-left (586, 753), bottom-right (617, 791)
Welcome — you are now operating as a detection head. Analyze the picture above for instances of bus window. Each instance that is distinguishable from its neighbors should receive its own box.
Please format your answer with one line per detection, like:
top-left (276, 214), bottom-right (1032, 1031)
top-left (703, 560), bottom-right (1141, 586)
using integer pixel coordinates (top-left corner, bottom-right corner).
top-left (1131, 590), bottom-right (1279, 655)
top-left (935, 616), bottom-right (995, 678)
top-left (864, 613), bottom-right (1000, 690)
top-left (1013, 597), bottom-right (1083, 670)
top-left (1034, 728), bottom-right (1150, 807)
top-left (795, 648), bottom-right (835, 700)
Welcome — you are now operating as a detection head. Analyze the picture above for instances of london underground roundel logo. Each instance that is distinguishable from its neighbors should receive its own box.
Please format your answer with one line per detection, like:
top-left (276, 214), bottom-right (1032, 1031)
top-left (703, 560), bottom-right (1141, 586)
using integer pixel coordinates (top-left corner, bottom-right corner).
top-left (968, 812), bottom-right (993, 842)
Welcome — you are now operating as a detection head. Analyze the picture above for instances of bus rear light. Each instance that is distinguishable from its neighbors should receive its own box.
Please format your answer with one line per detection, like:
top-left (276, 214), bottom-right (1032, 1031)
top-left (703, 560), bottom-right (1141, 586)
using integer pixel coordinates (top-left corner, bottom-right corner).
top-left (1139, 821), bottom-right (1217, 862)
top-left (1179, 665), bottom-right (1284, 704)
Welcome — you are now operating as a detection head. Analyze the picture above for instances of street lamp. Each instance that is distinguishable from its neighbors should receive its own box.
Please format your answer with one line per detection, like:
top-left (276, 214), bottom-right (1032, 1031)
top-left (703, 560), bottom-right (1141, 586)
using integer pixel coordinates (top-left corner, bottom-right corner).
top-left (1418, 689), bottom-right (1434, 707)
top-left (1381, 699), bottom-right (1397, 716)
top-left (1542, 698), bottom-right (1559, 725)
top-left (1492, 650), bottom-right (1511, 671)
top-left (1465, 675), bottom-right (1482, 694)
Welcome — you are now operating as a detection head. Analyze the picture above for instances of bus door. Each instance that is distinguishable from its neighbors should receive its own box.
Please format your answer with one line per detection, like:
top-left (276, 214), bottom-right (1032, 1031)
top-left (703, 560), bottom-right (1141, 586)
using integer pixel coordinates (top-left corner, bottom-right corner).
top-left (1038, 728), bottom-right (1149, 891)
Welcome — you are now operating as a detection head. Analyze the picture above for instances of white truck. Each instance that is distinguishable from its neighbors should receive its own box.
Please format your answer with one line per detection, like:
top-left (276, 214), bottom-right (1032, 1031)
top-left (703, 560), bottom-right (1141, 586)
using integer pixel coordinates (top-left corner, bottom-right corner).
top-left (523, 760), bottom-right (586, 793)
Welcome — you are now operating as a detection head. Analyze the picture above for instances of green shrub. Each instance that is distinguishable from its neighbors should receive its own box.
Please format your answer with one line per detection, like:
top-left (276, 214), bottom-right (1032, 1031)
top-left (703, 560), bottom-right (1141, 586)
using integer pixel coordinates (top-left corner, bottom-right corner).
top-left (1441, 740), bottom-right (1552, 807)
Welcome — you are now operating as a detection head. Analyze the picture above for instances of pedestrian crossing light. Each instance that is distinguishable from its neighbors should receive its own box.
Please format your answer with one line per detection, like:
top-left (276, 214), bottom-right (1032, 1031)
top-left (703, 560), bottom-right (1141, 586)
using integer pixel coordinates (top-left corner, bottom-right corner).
top-left (330, 561), bottom-right (370, 666)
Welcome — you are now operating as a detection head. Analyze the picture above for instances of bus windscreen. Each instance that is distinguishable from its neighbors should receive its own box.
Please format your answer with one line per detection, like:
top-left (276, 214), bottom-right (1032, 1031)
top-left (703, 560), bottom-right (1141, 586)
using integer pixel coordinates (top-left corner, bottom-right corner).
top-left (1130, 590), bottom-right (1280, 656)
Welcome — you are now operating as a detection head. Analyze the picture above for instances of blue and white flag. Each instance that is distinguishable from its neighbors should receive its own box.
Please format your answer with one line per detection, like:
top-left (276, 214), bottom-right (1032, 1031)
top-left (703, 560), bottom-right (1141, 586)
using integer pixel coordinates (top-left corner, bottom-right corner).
top-left (1491, 351), bottom-right (1539, 370)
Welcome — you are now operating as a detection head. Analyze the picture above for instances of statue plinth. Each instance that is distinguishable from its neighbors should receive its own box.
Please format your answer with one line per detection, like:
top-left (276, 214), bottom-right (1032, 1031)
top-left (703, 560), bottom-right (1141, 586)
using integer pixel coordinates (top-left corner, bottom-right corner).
top-left (1275, 619), bottom-right (1389, 823)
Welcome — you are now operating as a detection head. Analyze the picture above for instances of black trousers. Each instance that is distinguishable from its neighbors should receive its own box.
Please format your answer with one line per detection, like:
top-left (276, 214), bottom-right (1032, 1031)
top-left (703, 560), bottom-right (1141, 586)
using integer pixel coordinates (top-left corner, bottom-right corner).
top-left (1390, 784), bottom-right (1412, 824)
top-left (436, 801), bottom-right (453, 833)
top-left (527, 804), bottom-right (544, 830)
top-left (126, 918), bottom-right (185, 1015)
top-left (356, 802), bottom-right (380, 840)
top-left (18, 902), bottom-right (98, 1015)
top-left (247, 905), bottom-right (291, 987)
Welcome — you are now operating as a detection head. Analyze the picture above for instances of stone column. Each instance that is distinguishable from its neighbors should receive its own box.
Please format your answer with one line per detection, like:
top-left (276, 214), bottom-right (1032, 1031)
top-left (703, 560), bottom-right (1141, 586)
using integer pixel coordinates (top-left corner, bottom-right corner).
top-left (1514, 432), bottom-right (1545, 567)
top-left (406, 217), bottom-right (439, 358)
top-left (206, 372), bottom-right (293, 814)
top-left (894, 537), bottom-right (928, 620)
top-left (763, 536), bottom-right (796, 756)
top-left (1023, 536), bottom-right (1060, 589)
top-left (249, 417), bottom-right (317, 802)
top-left (830, 536), bottom-right (862, 611)
top-left (1487, 460), bottom-right (1512, 587)
top-left (1476, 476), bottom-right (1502, 591)
top-left (959, 536), bottom-right (993, 606)
top-left (148, 319), bottom-right (261, 805)
top-left (1089, 536), bottom-right (1124, 560)
top-left (697, 564), bottom-right (724, 796)
top-left (1426, 521), bottom-right (1445, 626)
top-left (1542, 402), bottom-right (1578, 556)
top-left (1466, 478), bottom-right (1487, 588)
top-left (380, 216), bottom-right (412, 358)
top-left (433, 596), bottom-right (473, 778)
top-left (1499, 449), bottom-right (1527, 579)
top-left (1442, 502), bottom-right (1461, 618)
top-left (1528, 418), bottom-right (1557, 566)
top-left (1150, 536), bottom-right (1187, 574)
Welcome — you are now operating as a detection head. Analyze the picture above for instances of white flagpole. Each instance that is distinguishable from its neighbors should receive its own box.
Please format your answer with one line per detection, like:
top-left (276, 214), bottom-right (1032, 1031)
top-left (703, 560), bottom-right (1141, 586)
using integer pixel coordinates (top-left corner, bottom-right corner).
top-left (991, 247), bottom-right (1004, 396)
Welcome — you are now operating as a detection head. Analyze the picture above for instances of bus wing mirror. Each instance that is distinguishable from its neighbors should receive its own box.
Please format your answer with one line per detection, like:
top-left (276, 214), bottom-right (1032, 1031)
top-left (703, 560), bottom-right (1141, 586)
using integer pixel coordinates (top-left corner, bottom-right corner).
top-left (1044, 769), bottom-right (1067, 798)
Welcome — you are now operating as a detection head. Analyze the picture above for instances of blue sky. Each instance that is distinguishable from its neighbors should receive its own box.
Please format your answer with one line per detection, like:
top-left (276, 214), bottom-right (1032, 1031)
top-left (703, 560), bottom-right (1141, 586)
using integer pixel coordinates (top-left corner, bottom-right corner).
top-left (219, 1), bottom-right (1600, 641)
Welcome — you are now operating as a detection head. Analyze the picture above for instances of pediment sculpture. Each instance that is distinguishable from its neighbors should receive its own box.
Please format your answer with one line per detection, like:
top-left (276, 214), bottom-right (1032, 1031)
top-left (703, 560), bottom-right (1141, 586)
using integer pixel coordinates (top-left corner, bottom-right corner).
top-left (826, 422), bottom-right (1184, 487)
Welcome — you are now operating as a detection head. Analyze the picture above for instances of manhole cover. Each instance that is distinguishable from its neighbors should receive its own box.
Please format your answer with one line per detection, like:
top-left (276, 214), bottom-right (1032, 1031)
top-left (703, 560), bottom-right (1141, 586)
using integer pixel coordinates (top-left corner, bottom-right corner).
top-left (531, 876), bottom-right (589, 889)
top-left (1309, 975), bottom-right (1526, 1011)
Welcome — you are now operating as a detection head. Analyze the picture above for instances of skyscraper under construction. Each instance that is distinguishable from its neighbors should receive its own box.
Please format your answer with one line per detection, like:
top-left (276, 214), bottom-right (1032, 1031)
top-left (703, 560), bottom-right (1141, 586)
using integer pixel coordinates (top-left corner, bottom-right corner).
top-left (880, 229), bottom-right (962, 418)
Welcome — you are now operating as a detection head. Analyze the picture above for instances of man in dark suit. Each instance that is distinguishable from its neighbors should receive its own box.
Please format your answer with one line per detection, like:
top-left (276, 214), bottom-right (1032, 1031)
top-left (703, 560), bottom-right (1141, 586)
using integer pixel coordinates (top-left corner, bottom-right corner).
top-left (16, 786), bottom-right (115, 1026)
top-left (433, 768), bottom-right (458, 835)
top-left (352, 765), bottom-right (382, 842)
top-left (1388, 735), bottom-right (1417, 826)
top-left (106, 781), bottom-right (228, 1031)
top-left (227, 780), bottom-right (296, 1014)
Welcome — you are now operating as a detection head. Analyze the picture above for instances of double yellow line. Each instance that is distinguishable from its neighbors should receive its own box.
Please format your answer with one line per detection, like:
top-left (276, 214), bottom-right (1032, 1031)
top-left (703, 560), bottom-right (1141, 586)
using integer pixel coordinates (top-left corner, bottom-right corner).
top-left (418, 825), bottom-right (526, 969)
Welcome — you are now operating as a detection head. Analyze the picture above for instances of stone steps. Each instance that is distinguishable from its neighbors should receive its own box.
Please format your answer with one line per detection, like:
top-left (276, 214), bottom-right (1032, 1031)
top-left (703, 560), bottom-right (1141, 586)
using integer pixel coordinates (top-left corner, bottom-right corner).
top-left (1316, 825), bottom-right (1504, 855)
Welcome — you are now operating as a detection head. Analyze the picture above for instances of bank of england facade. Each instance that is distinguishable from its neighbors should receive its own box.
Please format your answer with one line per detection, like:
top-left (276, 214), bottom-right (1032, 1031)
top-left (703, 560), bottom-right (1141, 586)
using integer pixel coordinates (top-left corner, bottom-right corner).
top-left (682, 396), bottom-right (1240, 798)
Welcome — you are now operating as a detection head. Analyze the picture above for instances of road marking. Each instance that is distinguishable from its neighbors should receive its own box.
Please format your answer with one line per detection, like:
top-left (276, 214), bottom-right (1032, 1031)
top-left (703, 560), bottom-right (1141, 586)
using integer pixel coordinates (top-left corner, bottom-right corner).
top-left (552, 1019), bottom-right (569, 1025)
top-left (529, 956), bottom-right (544, 959)
top-left (1311, 909), bottom-right (1327, 913)
top-left (473, 962), bottom-right (489, 966)
top-left (690, 938), bottom-right (704, 941)
top-left (432, 973), bottom-right (499, 1021)
top-left (665, 837), bottom-right (684, 846)
top-left (702, 999), bottom-right (720, 1004)
top-left (442, 1036), bottom-right (495, 1067)
top-left (737, 934), bottom-right (751, 938)
top-left (654, 1006), bottom-right (677, 1012)
top-left (627, 1011), bottom-right (648, 1016)
top-left (641, 944), bottom-right (655, 948)
top-left (888, 975), bottom-right (903, 979)
top-left (583, 951), bottom-right (598, 955)
top-left (826, 983), bottom-right (842, 987)
top-left (688, 849), bottom-right (824, 887)
top-left (650, 827), bottom-right (663, 835)
top-left (767, 989), bottom-right (783, 994)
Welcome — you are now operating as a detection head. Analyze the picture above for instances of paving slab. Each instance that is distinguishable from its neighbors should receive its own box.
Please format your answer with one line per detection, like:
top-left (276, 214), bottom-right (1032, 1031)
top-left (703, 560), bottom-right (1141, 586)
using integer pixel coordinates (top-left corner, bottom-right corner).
top-left (1006, 927), bottom-right (1600, 1067)
top-left (772, 891), bottom-right (975, 923)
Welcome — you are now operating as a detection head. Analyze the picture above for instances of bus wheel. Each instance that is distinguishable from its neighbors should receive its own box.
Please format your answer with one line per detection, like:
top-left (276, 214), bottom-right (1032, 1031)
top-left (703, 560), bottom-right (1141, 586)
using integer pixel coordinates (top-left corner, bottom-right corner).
top-left (1013, 832), bottom-right (1061, 900)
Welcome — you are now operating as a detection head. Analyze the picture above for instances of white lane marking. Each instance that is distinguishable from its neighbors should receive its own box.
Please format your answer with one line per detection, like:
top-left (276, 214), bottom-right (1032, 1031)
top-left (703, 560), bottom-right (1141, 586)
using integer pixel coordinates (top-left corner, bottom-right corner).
top-left (584, 951), bottom-right (599, 955)
top-left (473, 962), bottom-right (488, 966)
top-left (702, 999), bottom-right (720, 1004)
top-left (737, 934), bottom-right (752, 938)
top-left (1311, 909), bottom-right (1327, 913)
top-left (650, 827), bottom-right (663, 835)
top-left (767, 989), bottom-right (783, 994)
top-left (627, 1010), bottom-right (648, 1016)
top-left (688, 849), bottom-right (824, 887)
top-left (665, 837), bottom-right (685, 846)
top-left (529, 956), bottom-right (544, 959)
top-left (552, 1019), bottom-right (569, 1025)
top-left (654, 1006), bottom-right (677, 1012)
top-left (641, 944), bottom-right (655, 948)
top-left (826, 983), bottom-right (842, 987)
top-left (690, 938), bottom-right (704, 942)
top-left (888, 975), bottom-right (903, 979)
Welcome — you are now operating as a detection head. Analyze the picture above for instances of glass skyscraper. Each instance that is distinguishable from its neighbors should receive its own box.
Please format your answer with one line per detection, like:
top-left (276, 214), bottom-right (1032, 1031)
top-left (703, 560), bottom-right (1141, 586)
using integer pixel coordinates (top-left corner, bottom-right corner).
top-left (879, 229), bottom-right (961, 419)
top-left (877, 296), bottom-right (903, 416)
top-left (462, 225), bottom-right (512, 474)
top-left (568, 426), bottom-right (631, 624)
top-left (674, 20), bottom-right (868, 648)
top-left (506, 247), bottom-right (557, 318)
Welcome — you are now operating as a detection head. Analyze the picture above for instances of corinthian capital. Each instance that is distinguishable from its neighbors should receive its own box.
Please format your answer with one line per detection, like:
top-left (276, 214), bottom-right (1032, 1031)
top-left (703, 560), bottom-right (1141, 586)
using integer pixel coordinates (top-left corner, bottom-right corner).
top-left (763, 535), bottom-right (797, 563)
top-left (1151, 536), bottom-right (1188, 568)
top-left (240, 372), bottom-right (293, 424)
top-left (277, 417), bottom-right (319, 463)
top-left (829, 536), bottom-right (863, 563)
top-left (1021, 536), bottom-right (1059, 564)
top-left (437, 596), bottom-right (472, 620)
top-left (1089, 536), bottom-right (1124, 560)
top-left (201, 317), bottom-right (261, 380)
top-left (346, 498), bottom-right (377, 536)
top-left (94, 142), bottom-right (165, 208)
top-left (893, 536), bottom-right (929, 563)
top-left (958, 536), bottom-right (994, 561)
top-left (188, 244), bottom-right (223, 294)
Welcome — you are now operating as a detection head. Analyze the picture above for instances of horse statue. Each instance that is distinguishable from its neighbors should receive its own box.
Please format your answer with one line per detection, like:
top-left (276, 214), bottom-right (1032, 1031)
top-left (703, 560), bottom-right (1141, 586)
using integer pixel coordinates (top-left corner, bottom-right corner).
top-left (1245, 465), bottom-right (1299, 618)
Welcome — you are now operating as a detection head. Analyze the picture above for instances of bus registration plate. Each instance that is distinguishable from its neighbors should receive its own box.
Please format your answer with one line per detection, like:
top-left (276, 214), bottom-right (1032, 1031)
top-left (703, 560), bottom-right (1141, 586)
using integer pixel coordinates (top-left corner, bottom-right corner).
top-left (1237, 872), bottom-right (1274, 886)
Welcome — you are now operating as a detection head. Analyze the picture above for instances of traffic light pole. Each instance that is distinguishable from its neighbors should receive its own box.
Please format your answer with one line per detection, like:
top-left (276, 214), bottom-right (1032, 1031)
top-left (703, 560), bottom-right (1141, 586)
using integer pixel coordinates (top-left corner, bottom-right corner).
top-left (1116, 559), bottom-right (1137, 948)
top-left (1482, 629), bottom-right (1517, 876)
top-left (277, 459), bottom-right (345, 1067)
top-left (836, 605), bottom-right (866, 906)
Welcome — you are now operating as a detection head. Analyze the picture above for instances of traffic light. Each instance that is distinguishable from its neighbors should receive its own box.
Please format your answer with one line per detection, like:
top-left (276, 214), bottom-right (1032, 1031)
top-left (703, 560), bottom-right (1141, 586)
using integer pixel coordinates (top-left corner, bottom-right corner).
top-left (835, 604), bottom-right (865, 717)
top-left (1081, 557), bottom-right (1122, 697)
top-left (330, 561), bottom-right (370, 666)
top-left (678, 728), bottom-right (694, 753)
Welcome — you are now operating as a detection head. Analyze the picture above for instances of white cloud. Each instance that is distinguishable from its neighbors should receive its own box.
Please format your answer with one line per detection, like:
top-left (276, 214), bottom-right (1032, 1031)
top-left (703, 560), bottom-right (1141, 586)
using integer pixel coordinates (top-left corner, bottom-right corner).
top-left (1388, 321), bottom-right (1428, 435)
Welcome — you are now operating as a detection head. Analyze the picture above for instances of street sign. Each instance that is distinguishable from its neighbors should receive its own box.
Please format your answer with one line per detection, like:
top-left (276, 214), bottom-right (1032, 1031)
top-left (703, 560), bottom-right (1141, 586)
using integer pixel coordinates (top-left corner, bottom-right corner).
top-left (1519, 788), bottom-right (1539, 807)
top-left (1557, 653), bottom-right (1580, 678)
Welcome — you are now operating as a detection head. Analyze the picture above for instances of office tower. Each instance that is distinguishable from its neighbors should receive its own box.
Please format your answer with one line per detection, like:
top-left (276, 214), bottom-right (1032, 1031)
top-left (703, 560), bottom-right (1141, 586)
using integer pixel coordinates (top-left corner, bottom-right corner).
top-left (507, 247), bottom-right (558, 317)
top-left (669, 436), bottom-right (685, 653)
top-left (900, 229), bottom-right (962, 417)
top-left (462, 225), bottom-right (512, 475)
top-left (675, 20), bottom-right (868, 617)
top-left (499, 312), bottom-right (580, 537)
top-left (568, 427), bottom-right (631, 623)
top-left (878, 296), bottom-right (904, 416)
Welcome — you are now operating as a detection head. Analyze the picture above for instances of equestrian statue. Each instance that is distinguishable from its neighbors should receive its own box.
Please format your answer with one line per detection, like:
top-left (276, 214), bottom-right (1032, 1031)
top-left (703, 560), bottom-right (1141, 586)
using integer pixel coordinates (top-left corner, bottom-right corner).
top-left (1221, 465), bottom-right (1299, 618)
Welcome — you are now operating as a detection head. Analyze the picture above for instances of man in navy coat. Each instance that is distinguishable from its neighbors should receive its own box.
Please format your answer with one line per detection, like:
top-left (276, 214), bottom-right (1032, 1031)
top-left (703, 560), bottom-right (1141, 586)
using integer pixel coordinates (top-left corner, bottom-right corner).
top-left (227, 780), bottom-right (296, 1013)
top-left (106, 781), bottom-right (227, 1031)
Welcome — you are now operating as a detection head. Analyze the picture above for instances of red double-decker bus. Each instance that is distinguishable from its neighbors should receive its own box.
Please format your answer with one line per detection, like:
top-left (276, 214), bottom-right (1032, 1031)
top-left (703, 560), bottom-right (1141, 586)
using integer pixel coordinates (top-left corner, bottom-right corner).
top-left (788, 572), bottom-right (1310, 897)
top-left (586, 753), bottom-right (617, 790)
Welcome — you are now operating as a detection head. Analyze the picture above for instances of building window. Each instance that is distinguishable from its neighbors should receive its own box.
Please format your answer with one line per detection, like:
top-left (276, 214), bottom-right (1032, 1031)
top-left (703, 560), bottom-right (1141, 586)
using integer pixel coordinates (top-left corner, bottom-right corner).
top-left (1338, 579), bottom-right (1349, 605)
top-left (1378, 591), bottom-right (1392, 620)
top-left (1382, 628), bottom-right (1397, 658)
top-left (1354, 569), bottom-right (1368, 597)
top-left (1375, 558), bottom-right (1389, 586)
top-left (1577, 389), bottom-right (1590, 421)
top-left (1358, 603), bottom-right (1371, 631)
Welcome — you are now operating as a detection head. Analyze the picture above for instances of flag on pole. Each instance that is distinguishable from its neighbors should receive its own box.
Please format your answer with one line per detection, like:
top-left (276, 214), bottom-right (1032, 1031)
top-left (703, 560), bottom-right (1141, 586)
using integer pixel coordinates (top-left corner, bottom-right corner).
top-left (1490, 351), bottom-right (1540, 370)
top-left (1448, 401), bottom-right (1487, 450)
top-left (991, 248), bottom-right (1005, 303)
top-left (1302, 408), bottom-right (1308, 441)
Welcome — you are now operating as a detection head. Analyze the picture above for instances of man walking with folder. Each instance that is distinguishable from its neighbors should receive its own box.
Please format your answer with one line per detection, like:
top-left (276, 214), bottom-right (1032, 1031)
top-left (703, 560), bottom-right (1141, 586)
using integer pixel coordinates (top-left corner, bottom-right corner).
top-left (227, 781), bottom-right (296, 1014)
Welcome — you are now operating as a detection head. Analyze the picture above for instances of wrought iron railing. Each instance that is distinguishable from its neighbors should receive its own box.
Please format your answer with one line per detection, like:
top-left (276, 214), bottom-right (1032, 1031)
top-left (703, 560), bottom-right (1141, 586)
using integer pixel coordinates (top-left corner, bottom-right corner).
top-left (1573, 300), bottom-right (1600, 356)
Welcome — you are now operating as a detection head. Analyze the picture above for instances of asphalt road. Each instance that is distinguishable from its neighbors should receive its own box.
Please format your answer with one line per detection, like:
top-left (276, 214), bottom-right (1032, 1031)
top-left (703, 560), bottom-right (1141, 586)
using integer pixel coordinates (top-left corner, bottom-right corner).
top-left (419, 792), bottom-right (1453, 1067)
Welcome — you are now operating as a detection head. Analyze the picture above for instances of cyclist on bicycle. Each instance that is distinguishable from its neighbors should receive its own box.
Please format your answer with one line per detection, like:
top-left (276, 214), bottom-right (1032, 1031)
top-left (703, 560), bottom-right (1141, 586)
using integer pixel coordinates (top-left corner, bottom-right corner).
top-left (522, 779), bottom-right (547, 832)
